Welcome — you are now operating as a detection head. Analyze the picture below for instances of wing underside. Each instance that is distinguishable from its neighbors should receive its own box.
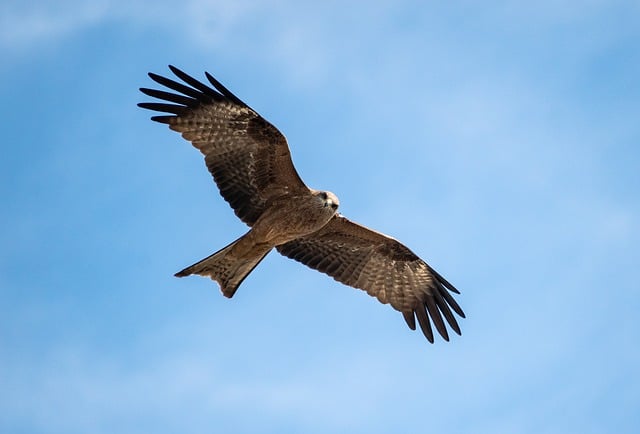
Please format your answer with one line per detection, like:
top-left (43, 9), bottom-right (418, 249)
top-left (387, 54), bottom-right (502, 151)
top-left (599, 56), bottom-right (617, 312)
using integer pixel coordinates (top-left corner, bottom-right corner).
top-left (138, 66), bottom-right (308, 226)
top-left (277, 215), bottom-right (465, 343)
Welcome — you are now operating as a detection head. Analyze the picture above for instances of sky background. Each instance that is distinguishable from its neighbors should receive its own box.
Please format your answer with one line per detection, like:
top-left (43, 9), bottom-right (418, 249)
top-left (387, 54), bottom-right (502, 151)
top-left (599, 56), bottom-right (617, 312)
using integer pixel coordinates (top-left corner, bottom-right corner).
top-left (1, 1), bottom-right (639, 433)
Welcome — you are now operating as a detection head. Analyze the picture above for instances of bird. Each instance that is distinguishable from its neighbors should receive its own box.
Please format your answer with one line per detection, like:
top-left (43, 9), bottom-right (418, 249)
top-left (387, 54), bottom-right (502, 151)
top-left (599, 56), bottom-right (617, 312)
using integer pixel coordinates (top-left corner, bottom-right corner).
top-left (138, 66), bottom-right (465, 343)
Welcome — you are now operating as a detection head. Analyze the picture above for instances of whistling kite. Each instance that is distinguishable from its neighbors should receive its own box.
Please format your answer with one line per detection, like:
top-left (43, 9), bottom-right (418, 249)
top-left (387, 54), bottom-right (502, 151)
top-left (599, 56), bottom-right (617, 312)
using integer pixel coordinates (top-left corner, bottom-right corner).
top-left (138, 66), bottom-right (465, 343)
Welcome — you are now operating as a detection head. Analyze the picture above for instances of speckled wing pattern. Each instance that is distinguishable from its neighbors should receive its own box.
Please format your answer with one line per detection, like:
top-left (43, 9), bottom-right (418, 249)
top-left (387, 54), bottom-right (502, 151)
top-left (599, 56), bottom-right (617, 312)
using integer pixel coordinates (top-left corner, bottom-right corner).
top-left (277, 215), bottom-right (465, 343)
top-left (138, 65), bottom-right (307, 226)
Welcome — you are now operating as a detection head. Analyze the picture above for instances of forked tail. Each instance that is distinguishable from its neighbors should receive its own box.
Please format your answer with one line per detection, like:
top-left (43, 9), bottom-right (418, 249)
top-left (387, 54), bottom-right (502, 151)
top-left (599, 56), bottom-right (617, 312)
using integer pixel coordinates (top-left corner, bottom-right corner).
top-left (175, 234), bottom-right (271, 298)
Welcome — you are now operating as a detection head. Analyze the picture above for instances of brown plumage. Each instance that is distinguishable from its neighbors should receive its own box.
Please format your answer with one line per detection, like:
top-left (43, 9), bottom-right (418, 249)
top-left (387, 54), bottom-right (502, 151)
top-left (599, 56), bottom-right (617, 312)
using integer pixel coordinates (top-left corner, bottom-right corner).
top-left (138, 66), bottom-right (465, 343)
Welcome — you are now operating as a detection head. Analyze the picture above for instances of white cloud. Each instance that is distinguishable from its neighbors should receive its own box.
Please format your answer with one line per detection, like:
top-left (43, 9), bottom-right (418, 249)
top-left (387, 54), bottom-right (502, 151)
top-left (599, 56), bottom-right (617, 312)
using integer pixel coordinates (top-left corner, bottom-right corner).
top-left (3, 2), bottom-right (638, 433)
top-left (0, 1), bottom-right (109, 50)
top-left (0, 332), bottom-right (409, 434)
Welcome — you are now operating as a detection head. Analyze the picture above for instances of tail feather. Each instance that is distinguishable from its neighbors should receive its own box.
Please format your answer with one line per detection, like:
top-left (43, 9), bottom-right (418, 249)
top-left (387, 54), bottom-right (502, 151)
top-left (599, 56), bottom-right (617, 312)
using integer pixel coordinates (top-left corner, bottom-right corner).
top-left (175, 235), bottom-right (271, 298)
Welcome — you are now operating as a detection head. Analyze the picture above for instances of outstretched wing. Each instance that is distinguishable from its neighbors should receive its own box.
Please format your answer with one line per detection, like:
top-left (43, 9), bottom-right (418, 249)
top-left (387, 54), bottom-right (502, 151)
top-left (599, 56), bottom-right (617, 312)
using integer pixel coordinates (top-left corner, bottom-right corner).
top-left (277, 215), bottom-right (465, 343)
top-left (138, 66), bottom-right (308, 226)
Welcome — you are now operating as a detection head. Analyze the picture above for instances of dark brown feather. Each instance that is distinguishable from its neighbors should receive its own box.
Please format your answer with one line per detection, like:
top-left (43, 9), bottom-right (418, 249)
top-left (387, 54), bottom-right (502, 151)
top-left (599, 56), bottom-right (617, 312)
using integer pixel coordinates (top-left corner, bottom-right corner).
top-left (148, 72), bottom-right (210, 101)
top-left (402, 311), bottom-right (417, 330)
top-left (415, 305), bottom-right (434, 343)
top-left (140, 87), bottom-right (198, 107)
top-left (137, 102), bottom-right (186, 115)
top-left (205, 71), bottom-right (246, 106)
top-left (168, 65), bottom-right (220, 97)
top-left (424, 296), bottom-right (449, 341)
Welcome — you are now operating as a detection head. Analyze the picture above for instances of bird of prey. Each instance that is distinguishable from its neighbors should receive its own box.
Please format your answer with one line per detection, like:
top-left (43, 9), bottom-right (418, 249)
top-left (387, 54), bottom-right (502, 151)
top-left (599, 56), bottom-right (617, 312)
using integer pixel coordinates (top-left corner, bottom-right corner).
top-left (138, 66), bottom-right (465, 343)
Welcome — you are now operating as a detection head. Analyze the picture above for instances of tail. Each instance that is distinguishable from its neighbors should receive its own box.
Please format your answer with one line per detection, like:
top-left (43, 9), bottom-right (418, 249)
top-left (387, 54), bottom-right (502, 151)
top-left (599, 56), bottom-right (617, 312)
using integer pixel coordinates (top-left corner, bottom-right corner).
top-left (175, 234), bottom-right (271, 298)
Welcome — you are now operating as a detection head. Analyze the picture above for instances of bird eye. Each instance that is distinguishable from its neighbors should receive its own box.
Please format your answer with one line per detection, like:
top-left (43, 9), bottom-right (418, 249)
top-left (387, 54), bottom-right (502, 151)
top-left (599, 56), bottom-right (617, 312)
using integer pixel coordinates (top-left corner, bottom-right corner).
top-left (320, 192), bottom-right (328, 200)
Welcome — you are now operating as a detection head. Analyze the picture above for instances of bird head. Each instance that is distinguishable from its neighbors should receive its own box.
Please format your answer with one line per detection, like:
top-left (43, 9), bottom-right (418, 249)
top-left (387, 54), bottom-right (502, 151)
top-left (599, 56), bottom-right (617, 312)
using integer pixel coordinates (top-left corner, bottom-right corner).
top-left (315, 190), bottom-right (339, 212)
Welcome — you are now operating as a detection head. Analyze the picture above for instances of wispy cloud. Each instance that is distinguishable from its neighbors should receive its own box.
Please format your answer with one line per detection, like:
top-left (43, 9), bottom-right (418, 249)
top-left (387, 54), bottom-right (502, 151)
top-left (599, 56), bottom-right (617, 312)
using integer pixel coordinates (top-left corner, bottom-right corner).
top-left (0, 1), bottom-right (109, 50)
top-left (1, 330), bottom-right (408, 433)
top-left (2, 2), bottom-right (639, 433)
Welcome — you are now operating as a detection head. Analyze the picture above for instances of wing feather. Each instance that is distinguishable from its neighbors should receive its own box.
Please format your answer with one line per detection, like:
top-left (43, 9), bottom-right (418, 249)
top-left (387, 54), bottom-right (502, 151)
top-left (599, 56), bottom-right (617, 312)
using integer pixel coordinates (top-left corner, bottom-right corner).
top-left (277, 215), bottom-right (465, 342)
top-left (148, 72), bottom-right (210, 101)
top-left (415, 305), bottom-right (435, 343)
top-left (402, 311), bottom-right (417, 331)
top-left (140, 87), bottom-right (199, 107)
top-left (138, 66), bottom-right (308, 226)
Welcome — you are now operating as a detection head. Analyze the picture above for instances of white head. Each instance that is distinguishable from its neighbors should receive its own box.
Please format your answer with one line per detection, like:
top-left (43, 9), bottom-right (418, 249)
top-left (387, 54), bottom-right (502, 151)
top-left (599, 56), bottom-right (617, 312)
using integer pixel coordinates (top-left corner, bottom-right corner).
top-left (314, 190), bottom-right (339, 212)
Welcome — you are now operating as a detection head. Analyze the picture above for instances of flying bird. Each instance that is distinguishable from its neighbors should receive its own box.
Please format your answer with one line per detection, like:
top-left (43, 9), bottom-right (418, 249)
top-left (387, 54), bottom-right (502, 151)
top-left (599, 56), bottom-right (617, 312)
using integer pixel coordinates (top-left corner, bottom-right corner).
top-left (138, 66), bottom-right (465, 343)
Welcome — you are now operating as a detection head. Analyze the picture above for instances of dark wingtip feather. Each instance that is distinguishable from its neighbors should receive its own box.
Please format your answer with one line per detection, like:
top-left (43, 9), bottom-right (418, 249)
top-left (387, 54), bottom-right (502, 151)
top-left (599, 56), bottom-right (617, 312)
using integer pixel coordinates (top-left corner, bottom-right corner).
top-left (167, 64), bottom-right (183, 76)
top-left (137, 102), bottom-right (186, 115)
top-left (137, 102), bottom-right (173, 123)
top-left (204, 71), bottom-right (246, 106)
top-left (425, 297), bottom-right (450, 341)
top-left (445, 311), bottom-right (462, 335)
top-left (174, 266), bottom-right (193, 277)
top-left (150, 115), bottom-right (175, 124)
top-left (402, 311), bottom-right (416, 330)
top-left (415, 307), bottom-right (435, 343)
top-left (147, 71), bottom-right (210, 101)
top-left (148, 71), bottom-right (165, 83)
top-left (428, 265), bottom-right (460, 294)
top-left (140, 87), bottom-right (198, 107)
top-left (444, 312), bottom-right (462, 336)
top-left (434, 278), bottom-right (466, 318)
top-left (169, 65), bottom-right (218, 96)
top-left (432, 289), bottom-right (462, 335)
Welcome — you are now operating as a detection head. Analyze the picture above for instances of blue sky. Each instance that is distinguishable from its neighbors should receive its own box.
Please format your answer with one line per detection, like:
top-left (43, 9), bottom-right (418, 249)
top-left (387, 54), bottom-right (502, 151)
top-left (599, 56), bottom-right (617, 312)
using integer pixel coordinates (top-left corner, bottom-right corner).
top-left (1, 1), bottom-right (639, 433)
